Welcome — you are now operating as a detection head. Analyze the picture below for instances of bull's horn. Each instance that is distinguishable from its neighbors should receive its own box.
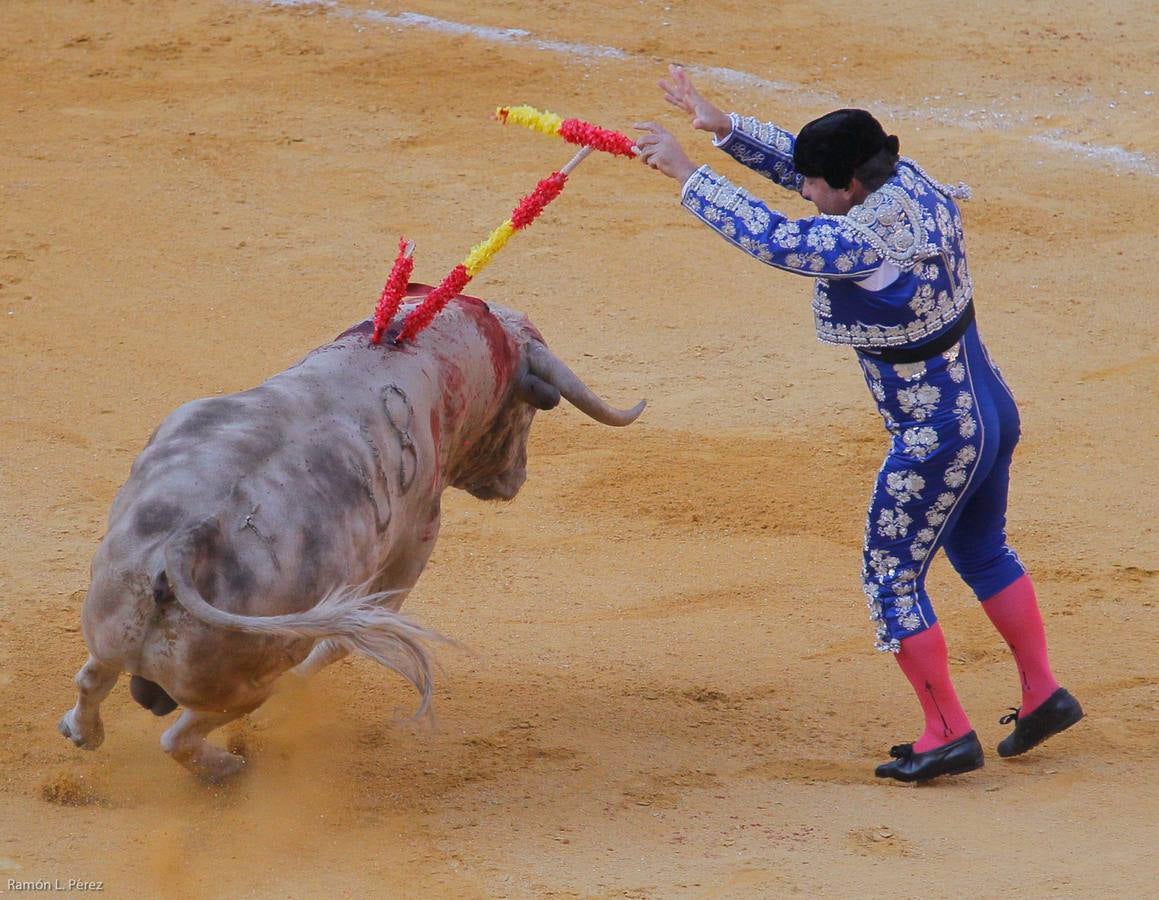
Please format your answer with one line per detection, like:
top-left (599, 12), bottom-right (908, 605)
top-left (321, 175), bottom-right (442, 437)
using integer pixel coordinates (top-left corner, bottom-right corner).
top-left (528, 344), bottom-right (645, 427)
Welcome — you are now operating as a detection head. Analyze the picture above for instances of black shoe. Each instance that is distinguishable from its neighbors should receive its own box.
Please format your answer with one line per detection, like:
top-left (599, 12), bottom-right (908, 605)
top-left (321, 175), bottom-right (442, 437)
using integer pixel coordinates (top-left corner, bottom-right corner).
top-left (874, 731), bottom-right (984, 783)
top-left (997, 687), bottom-right (1084, 758)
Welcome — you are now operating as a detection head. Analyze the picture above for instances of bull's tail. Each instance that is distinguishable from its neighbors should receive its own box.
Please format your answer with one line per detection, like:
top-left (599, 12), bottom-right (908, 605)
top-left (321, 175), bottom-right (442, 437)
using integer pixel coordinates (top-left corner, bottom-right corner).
top-left (164, 520), bottom-right (444, 716)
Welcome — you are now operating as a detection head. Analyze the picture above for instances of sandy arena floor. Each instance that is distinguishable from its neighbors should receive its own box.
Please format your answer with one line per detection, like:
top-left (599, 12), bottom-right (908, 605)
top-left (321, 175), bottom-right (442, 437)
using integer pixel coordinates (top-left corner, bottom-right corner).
top-left (1, 1), bottom-right (1156, 896)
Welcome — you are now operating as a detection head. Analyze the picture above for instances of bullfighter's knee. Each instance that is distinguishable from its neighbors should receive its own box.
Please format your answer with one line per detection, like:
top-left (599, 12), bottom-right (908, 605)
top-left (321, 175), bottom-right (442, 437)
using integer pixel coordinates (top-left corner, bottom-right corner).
top-left (945, 541), bottom-right (1026, 602)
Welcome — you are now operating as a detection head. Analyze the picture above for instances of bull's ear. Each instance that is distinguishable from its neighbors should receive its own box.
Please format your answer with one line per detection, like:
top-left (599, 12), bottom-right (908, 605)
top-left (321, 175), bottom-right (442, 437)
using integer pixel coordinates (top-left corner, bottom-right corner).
top-left (516, 372), bottom-right (562, 410)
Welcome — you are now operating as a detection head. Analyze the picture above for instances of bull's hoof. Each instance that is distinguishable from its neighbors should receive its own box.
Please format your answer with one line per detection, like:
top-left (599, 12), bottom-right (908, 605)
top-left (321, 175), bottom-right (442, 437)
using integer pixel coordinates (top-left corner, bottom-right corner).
top-left (192, 750), bottom-right (247, 785)
top-left (58, 711), bottom-right (104, 750)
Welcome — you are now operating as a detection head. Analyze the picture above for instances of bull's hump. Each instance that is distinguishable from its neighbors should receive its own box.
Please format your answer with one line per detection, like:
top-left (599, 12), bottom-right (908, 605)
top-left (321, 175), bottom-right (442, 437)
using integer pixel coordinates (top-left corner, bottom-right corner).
top-left (334, 318), bottom-right (373, 341)
top-left (328, 295), bottom-right (503, 357)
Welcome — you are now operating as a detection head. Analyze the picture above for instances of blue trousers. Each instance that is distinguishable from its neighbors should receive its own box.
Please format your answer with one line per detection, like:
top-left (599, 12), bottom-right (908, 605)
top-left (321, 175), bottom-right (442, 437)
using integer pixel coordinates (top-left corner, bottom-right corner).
top-left (858, 323), bottom-right (1027, 652)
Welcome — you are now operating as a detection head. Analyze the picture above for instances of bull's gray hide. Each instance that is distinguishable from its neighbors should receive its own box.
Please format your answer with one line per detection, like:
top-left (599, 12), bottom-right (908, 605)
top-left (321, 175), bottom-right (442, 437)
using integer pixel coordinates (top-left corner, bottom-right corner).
top-left (59, 292), bottom-right (644, 780)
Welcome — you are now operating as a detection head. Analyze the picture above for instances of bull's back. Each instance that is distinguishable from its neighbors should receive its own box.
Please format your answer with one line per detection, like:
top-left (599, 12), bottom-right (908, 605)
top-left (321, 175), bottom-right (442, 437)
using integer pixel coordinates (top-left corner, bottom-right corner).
top-left (99, 353), bottom-right (415, 594)
top-left (86, 332), bottom-right (449, 695)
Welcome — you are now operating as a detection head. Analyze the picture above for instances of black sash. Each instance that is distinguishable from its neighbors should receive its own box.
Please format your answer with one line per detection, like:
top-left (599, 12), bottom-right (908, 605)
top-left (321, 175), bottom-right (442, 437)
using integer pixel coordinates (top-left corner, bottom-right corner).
top-left (859, 301), bottom-right (975, 364)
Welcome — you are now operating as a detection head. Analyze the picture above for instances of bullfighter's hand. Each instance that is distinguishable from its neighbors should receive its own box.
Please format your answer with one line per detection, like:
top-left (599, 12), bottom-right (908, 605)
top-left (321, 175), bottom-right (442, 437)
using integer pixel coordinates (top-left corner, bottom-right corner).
top-left (659, 64), bottom-right (731, 140)
top-left (634, 123), bottom-right (698, 184)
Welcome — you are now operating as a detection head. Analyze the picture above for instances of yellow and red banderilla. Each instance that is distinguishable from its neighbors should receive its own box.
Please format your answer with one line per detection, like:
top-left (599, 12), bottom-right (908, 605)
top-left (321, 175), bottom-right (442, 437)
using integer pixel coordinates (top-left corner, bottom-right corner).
top-left (371, 107), bottom-right (636, 345)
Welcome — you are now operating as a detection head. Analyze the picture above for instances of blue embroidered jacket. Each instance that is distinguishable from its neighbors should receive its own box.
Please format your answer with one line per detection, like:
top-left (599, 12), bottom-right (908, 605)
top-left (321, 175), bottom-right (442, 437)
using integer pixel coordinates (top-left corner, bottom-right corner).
top-left (681, 113), bottom-right (974, 350)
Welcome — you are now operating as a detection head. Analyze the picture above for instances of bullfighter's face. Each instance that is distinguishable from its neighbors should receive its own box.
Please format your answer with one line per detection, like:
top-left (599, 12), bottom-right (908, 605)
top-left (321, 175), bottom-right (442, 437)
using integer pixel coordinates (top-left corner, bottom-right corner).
top-left (801, 175), bottom-right (858, 215)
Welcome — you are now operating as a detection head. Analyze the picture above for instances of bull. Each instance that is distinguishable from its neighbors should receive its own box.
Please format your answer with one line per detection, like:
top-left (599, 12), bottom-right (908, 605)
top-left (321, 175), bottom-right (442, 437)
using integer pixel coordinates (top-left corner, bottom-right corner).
top-left (58, 288), bottom-right (644, 780)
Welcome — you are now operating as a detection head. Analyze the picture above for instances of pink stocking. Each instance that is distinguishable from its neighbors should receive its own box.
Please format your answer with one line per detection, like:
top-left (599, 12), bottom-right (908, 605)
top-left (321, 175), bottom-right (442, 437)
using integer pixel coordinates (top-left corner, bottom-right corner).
top-left (895, 623), bottom-right (974, 752)
top-left (981, 574), bottom-right (1060, 716)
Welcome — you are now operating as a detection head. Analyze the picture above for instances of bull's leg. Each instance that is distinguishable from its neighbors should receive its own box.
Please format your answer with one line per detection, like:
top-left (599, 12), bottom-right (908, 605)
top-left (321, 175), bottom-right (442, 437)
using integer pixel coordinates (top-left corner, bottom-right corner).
top-left (160, 708), bottom-right (250, 782)
top-left (58, 655), bottom-right (121, 750)
top-left (288, 638), bottom-right (351, 680)
top-left (244, 641), bottom-right (347, 733)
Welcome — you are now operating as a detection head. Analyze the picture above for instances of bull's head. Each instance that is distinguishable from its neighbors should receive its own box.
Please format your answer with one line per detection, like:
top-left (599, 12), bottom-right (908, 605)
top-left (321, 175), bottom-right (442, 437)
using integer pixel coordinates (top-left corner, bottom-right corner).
top-left (451, 304), bottom-right (645, 501)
